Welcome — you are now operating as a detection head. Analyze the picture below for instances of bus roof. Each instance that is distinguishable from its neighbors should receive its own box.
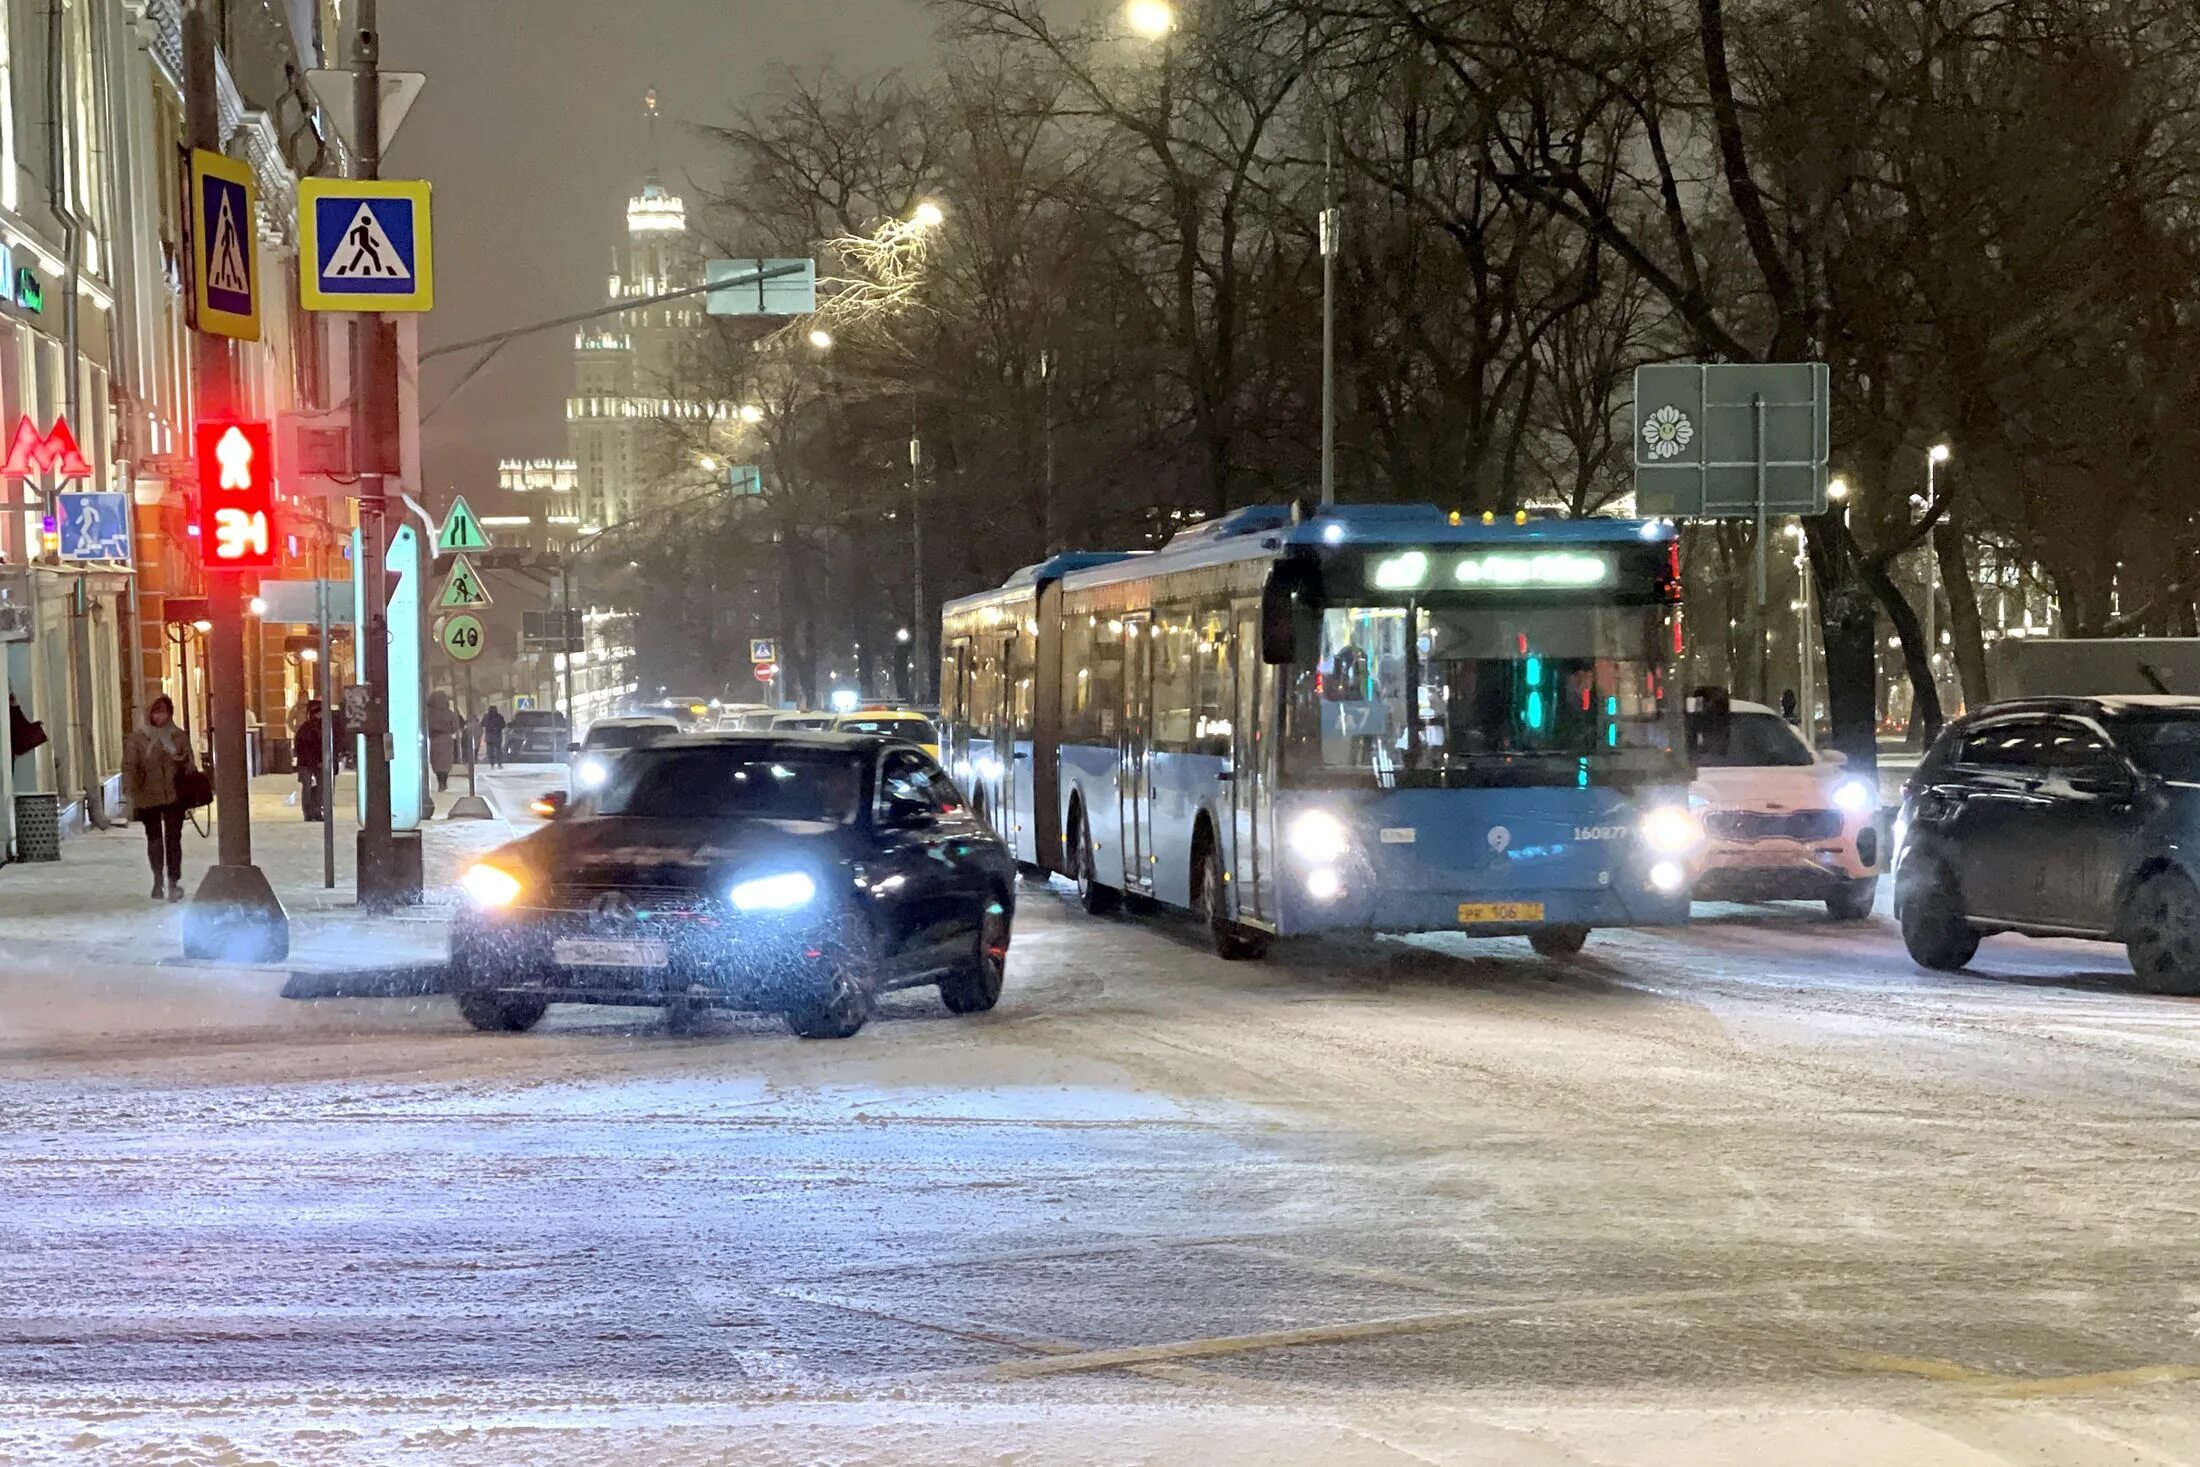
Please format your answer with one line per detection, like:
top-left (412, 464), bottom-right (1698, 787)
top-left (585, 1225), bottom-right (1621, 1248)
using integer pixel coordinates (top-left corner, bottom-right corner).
top-left (940, 505), bottom-right (1673, 614)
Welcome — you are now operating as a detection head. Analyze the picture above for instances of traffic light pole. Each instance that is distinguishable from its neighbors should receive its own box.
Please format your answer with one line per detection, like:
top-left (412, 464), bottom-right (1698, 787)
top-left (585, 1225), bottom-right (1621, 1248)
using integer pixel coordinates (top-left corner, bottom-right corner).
top-left (350, 0), bottom-right (407, 906)
top-left (180, 1), bottom-right (286, 962)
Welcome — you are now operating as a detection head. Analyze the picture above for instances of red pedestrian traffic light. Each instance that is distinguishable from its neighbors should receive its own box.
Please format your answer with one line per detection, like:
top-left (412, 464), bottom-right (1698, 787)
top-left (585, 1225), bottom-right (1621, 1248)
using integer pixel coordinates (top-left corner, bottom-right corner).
top-left (194, 419), bottom-right (276, 570)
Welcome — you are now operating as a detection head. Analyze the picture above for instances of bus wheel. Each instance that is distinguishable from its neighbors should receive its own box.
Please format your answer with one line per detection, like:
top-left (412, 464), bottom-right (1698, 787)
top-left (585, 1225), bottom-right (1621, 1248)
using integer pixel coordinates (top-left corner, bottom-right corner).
top-left (1073, 811), bottom-right (1121, 916)
top-left (1198, 840), bottom-right (1269, 961)
top-left (1528, 925), bottom-right (1590, 958)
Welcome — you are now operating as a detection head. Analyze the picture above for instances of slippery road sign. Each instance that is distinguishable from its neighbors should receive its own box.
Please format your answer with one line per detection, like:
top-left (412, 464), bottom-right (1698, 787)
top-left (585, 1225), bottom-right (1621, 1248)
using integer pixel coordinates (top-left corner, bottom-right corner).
top-left (299, 178), bottom-right (434, 312)
top-left (190, 150), bottom-right (260, 340)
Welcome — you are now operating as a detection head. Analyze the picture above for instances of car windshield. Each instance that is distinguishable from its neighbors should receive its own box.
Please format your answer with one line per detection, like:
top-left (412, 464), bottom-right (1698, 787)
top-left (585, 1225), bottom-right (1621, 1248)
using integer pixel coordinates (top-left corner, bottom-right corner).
top-left (2109, 711), bottom-right (2200, 782)
top-left (840, 714), bottom-right (937, 742)
top-left (591, 747), bottom-right (864, 823)
top-left (1691, 711), bottom-right (1815, 768)
top-left (585, 723), bottom-right (675, 751)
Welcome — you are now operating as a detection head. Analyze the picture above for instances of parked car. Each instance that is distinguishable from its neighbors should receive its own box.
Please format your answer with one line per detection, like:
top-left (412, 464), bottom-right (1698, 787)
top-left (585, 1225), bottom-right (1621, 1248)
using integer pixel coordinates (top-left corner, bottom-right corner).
top-left (1687, 699), bottom-right (1881, 920)
top-left (1893, 695), bottom-right (2200, 993)
top-left (768, 711), bottom-right (833, 731)
top-left (450, 732), bottom-right (1017, 1037)
top-left (504, 709), bottom-right (571, 764)
top-left (823, 709), bottom-right (940, 758)
top-left (569, 715), bottom-right (682, 792)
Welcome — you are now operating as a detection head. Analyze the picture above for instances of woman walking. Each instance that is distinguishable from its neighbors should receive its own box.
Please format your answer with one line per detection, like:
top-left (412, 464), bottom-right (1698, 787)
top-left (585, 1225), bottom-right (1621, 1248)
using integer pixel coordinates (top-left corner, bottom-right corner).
top-left (123, 695), bottom-right (197, 902)
top-left (427, 690), bottom-right (461, 794)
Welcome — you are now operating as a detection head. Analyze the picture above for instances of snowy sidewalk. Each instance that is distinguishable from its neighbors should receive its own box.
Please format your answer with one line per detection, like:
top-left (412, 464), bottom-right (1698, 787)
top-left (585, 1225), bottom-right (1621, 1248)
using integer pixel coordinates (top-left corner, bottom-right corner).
top-left (0, 768), bottom-right (517, 980)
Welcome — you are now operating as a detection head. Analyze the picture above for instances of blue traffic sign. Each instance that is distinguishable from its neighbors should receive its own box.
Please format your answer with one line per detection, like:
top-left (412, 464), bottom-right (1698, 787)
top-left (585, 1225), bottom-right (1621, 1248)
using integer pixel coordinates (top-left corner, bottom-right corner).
top-left (190, 150), bottom-right (260, 340)
top-left (299, 179), bottom-right (435, 312)
top-left (56, 492), bottom-right (132, 562)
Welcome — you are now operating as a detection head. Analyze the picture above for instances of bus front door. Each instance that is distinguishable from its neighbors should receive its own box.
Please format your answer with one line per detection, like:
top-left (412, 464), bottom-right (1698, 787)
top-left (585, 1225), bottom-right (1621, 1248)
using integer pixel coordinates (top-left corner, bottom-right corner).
top-left (1230, 601), bottom-right (1273, 924)
top-left (1121, 611), bottom-right (1153, 890)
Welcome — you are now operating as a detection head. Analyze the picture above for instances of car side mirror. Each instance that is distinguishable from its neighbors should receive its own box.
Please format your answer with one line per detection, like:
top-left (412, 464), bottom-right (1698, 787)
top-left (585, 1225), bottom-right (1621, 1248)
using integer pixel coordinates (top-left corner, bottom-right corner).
top-left (1260, 555), bottom-right (1321, 666)
top-left (531, 790), bottom-right (570, 820)
top-left (567, 741), bottom-right (581, 753)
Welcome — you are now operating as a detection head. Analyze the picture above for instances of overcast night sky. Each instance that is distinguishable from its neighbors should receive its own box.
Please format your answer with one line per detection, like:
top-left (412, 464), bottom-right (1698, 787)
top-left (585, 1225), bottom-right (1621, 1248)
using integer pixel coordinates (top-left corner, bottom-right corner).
top-left (379, 0), bottom-right (940, 500)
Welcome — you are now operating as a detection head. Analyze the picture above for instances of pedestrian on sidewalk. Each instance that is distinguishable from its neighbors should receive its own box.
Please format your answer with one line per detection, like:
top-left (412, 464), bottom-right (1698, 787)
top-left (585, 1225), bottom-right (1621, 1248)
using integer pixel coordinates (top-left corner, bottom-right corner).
top-left (295, 701), bottom-right (326, 822)
top-left (122, 695), bottom-right (195, 902)
top-left (428, 691), bottom-right (461, 794)
top-left (480, 704), bottom-right (506, 769)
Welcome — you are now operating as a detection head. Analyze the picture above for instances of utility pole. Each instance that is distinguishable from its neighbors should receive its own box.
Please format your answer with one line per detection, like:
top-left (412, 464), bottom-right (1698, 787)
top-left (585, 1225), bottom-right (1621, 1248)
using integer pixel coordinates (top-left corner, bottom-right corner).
top-left (1039, 349), bottom-right (1057, 554)
top-left (1319, 127), bottom-right (1339, 508)
top-left (350, 0), bottom-right (405, 906)
top-left (180, 1), bottom-right (286, 961)
top-left (909, 419), bottom-right (927, 702)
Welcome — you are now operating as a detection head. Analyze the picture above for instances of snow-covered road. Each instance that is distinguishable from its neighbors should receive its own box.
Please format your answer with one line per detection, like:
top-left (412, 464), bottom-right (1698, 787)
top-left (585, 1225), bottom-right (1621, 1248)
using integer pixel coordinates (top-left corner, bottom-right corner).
top-left (5, 868), bottom-right (2200, 1464)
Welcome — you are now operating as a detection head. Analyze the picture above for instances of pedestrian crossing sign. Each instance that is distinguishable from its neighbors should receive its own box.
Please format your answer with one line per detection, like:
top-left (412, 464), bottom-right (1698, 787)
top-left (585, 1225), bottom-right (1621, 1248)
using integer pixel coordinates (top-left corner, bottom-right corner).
top-left (298, 178), bottom-right (435, 312)
top-left (190, 149), bottom-right (261, 340)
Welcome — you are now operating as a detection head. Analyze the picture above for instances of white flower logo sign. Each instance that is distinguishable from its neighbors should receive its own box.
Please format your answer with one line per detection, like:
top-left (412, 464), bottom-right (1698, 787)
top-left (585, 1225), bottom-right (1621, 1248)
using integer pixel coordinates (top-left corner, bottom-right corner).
top-left (1642, 404), bottom-right (1695, 460)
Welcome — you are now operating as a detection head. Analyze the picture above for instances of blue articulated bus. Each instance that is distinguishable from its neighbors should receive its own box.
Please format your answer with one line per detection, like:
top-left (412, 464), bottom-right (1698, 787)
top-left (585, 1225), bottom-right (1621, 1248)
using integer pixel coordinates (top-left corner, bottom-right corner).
top-left (936, 503), bottom-right (1700, 958)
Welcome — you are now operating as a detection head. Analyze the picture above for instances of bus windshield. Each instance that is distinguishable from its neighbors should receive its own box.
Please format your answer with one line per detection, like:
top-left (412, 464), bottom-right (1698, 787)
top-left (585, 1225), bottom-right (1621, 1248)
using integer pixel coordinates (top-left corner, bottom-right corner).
top-left (1288, 600), bottom-right (1682, 785)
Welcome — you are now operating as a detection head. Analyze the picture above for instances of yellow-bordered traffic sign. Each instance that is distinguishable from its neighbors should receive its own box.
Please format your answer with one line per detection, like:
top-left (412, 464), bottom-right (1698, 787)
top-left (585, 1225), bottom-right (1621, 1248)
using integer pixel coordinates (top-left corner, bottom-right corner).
top-left (299, 178), bottom-right (435, 312)
top-left (190, 149), bottom-right (261, 340)
top-left (437, 553), bottom-right (492, 610)
top-left (441, 612), bottom-right (486, 662)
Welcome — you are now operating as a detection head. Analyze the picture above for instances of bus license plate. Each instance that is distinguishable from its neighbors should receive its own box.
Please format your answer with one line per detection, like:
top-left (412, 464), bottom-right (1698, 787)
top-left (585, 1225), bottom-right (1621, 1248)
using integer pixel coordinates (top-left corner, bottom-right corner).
top-left (1458, 902), bottom-right (1544, 924)
top-left (554, 938), bottom-right (670, 969)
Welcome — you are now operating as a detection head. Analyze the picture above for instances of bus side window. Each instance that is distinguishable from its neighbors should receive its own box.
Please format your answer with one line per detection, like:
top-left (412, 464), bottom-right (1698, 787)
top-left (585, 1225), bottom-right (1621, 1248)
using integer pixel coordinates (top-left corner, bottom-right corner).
top-left (1192, 605), bottom-right (1232, 755)
top-left (1062, 613), bottom-right (1096, 741)
top-left (1153, 610), bottom-right (1198, 750)
top-left (1009, 630), bottom-right (1036, 739)
top-left (1090, 615), bottom-right (1124, 740)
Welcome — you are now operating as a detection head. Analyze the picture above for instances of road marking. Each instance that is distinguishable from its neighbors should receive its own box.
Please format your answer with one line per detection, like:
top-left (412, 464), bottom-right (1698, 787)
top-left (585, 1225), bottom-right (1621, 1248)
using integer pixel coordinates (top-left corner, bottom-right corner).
top-left (988, 1280), bottom-right (1838, 1381)
top-left (1843, 1350), bottom-right (2200, 1398)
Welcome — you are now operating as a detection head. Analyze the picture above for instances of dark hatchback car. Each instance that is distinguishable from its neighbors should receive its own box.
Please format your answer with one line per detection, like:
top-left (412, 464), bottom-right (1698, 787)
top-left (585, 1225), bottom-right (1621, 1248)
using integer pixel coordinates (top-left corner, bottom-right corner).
top-left (1894, 695), bottom-right (2200, 994)
top-left (450, 733), bottom-right (1017, 1037)
top-left (505, 709), bottom-right (572, 764)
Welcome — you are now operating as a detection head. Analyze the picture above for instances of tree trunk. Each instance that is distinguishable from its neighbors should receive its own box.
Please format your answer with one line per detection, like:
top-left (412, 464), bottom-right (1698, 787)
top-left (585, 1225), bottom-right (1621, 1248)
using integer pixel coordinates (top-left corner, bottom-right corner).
top-left (1858, 554), bottom-right (1943, 743)
top-left (1931, 514), bottom-right (1990, 714)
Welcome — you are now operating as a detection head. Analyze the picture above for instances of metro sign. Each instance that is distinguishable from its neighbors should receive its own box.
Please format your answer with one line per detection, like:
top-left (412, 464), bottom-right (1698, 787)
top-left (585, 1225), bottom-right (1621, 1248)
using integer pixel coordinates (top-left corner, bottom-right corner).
top-left (1, 415), bottom-right (92, 480)
top-left (194, 419), bottom-right (276, 570)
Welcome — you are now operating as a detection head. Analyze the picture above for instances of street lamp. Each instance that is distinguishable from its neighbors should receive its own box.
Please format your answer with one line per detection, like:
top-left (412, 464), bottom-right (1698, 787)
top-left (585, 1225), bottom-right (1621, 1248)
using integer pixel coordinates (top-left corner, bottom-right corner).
top-left (698, 455), bottom-right (718, 473)
top-left (807, 327), bottom-right (834, 351)
top-left (1126, 0), bottom-right (1175, 38)
top-left (911, 199), bottom-right (945, 230)
top-left (738, 404), bottom-right (764, 425)
top-left (1826, 476), bottom-right (1850, 501)
top-left (1923, 442), bottom-right (1953, 714)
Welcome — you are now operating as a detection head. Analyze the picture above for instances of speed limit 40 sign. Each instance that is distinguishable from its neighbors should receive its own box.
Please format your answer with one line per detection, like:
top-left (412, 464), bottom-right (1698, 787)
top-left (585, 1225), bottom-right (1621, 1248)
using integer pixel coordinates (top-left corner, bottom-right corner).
top-left (442, 612), bottom-right (486, 662)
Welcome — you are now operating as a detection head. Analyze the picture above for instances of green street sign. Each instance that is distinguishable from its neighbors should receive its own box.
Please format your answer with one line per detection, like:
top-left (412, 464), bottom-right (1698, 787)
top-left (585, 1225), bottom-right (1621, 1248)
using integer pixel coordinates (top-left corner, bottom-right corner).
top-left (1633, 362), bottom-right (1829, 518)
top-left (435, 494), bottom-right (490, 553)
top-left (441, 612), bottom-right (485, 662)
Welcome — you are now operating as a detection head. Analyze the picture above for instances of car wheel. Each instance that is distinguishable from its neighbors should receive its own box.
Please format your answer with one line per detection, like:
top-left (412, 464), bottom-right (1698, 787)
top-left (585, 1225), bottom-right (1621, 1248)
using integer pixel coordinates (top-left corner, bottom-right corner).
top-left (1899, 862), bottom-right (1979, 972)
top-left (940, 901), bottom-right (1011, 1014)
top-left (1073, 811), bottom-right (1122, 916)
top-left (1197, 839), bottom-right (1268, 961)
top-left (787, 931), bottom-right (875, 1039)
top-left (1528, 925), bottom-right (1590, 958)
top-left (1826, 877), bottom-right (1879, 923)
top-left (455, 991), bottom-right (548, 1033)
top-left (2123, 870), bottom-right (2200, 997)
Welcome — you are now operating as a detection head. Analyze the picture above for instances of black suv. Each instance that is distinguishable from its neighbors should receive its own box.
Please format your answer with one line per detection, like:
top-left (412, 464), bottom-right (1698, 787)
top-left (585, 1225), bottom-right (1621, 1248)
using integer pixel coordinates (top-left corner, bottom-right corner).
top-left (1894, 696), bottom-right (2200, 994)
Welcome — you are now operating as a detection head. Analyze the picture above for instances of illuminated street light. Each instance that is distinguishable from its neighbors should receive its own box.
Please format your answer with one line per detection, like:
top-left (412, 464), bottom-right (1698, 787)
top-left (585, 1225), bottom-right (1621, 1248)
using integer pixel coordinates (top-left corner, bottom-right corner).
top-left (807, 327), bottom-right (834, 351)
top-left (1826, 476), bottom-right (1850, 501)
top-left (699, 456), bottom-right (718, 472)
top-left (1928, 442), bottom-right (1953, 465)
top-left (911, 199), bottom-right (946, 230)
top-left (896, 627), bottom-right (912, 644)
top-left (738, 404), bottom-right (765, 425)
top-left (248, 596), bottom-right (267, 616)
top-left (1126, 0), bottom-right (1176, 38)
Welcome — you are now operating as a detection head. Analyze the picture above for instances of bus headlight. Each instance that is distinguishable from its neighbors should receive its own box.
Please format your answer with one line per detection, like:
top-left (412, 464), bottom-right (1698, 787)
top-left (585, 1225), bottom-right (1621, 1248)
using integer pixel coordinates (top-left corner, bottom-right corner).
top-left (1305, 867), bottom-right (1344, 901)
top-left (1640, 804), bottom-right (1704, 855)
top-left (1287, 808), bottom-right (1351, 864)
top-left (1649, 860), bottom-right (1688, 894)
top-left (1831, 777), bottom-right (1875, 815)
top-left (574, 756), bottom-right (611, 791)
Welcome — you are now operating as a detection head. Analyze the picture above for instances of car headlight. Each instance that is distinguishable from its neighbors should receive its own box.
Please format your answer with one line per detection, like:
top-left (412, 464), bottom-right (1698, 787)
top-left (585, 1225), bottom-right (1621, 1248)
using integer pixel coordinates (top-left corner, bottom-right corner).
top-left (1639, 803), bottom-right (1704, 855)
top-left (1831, 777), bottom-right (1876, 815)
top-left (1287, 808), bottom-right (1351, 864)
top-left (461, 863), bottom-right (523, 909)
top-left (575, 756), bottom-right (611, 790)
top-left (730, 870), bottom-right (817, 912)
